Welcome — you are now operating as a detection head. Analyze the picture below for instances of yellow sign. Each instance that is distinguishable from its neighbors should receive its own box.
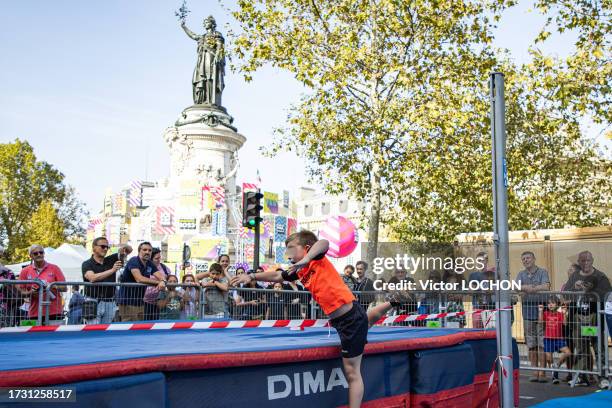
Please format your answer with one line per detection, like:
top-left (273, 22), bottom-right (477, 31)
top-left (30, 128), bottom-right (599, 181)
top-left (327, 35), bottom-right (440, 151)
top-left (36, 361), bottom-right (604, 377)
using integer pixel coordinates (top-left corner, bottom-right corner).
top-left (179, 179), bottom-right (201, 209)
top-left (166, 234), bottom-right (184, 263)
top-left (189, 237), bottom-right (228, 259)
top-left (263, 192), bottom-right (279, 214)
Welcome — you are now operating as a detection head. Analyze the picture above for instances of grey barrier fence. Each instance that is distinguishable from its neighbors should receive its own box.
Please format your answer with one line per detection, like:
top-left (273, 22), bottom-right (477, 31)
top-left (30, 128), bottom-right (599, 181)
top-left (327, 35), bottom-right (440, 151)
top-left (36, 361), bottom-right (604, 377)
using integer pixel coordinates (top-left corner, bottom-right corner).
top-left (605, 291), bottom-right (612, 387)
top-left (36, 282), bottom-right (319, 325)
top-left (0, 279), bottom-right (46, 326)
top-left (3, 280), bottom-right (611, 388)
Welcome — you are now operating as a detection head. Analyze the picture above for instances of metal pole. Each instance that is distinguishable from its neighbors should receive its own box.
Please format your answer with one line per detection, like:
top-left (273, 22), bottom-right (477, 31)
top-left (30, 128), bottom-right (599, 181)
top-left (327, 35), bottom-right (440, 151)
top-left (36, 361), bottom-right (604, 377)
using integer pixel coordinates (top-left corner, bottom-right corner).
top-left (253, 189), bottom-right (261, 270)
top-left (490, 72), bottom-right (515, 408)
top-left (44, 285), bottom-right (50, 326)
top-left (36, 280), bottom-right (43, 326)
top-left (254, 216), bottom-right (260, 270)
top-left (596, 298), bottom-right (604, 383)
top-left (199, 286), bottom-right (205, 319)
top-left (605, 293), bottom-right (612, 382)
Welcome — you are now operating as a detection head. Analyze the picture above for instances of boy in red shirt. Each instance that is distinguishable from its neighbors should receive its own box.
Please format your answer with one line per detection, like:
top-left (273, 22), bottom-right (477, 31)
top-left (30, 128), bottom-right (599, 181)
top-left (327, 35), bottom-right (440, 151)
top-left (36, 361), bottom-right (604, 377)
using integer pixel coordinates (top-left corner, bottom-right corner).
top-left (538, 296), bottom-right (572, 384)
top-left (231, 230), bottom-right (405, 408)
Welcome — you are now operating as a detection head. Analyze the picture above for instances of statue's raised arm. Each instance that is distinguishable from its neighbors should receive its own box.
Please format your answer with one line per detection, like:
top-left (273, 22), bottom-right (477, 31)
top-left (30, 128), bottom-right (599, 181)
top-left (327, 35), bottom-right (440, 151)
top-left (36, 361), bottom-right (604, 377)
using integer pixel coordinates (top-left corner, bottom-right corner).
top-left (181, 22), bottom-right (200, 41)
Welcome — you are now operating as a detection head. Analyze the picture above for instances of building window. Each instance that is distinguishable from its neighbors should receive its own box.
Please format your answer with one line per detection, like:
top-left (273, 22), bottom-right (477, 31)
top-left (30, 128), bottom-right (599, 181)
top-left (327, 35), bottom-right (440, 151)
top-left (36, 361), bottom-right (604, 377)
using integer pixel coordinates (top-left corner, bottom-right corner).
top-left (304, 205), bottom-right (313, 217)
top-left (321, 202), bottom-right (330, 215)
top-left (339, 200), bottom-right (348, 213)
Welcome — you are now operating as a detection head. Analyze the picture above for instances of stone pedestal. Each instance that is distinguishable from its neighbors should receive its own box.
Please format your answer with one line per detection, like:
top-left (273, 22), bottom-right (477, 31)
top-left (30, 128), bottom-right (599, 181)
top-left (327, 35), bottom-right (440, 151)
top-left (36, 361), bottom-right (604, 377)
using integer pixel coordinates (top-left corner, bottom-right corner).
top-left (163, 104), bottom-right (246, 240)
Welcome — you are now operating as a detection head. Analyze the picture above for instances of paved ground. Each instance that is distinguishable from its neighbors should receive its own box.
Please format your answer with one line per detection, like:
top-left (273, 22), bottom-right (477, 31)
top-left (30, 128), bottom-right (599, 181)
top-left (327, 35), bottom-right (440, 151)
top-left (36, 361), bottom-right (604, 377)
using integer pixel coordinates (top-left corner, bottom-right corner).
top-left (517, 370), bottom-right (605, 407)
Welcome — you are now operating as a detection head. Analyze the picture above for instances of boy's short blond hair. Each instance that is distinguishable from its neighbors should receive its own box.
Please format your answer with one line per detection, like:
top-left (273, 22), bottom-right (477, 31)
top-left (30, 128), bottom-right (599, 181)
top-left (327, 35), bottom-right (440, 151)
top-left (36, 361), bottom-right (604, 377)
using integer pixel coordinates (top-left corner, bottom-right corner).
top-left (285, 230), bottom-right (318, 247)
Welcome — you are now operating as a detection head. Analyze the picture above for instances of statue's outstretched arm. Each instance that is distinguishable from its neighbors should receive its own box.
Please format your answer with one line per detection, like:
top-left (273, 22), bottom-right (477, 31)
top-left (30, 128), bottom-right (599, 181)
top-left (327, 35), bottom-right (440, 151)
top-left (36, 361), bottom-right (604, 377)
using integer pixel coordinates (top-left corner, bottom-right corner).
top-left (181, 23), bottom-right (199, 40)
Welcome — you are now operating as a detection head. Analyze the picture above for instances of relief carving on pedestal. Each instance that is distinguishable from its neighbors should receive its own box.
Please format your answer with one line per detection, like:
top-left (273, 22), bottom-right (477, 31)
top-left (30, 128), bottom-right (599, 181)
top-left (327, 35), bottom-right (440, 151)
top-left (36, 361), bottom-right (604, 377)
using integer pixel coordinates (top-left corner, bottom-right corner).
top-left (164, 127), bottom-right (194, 177)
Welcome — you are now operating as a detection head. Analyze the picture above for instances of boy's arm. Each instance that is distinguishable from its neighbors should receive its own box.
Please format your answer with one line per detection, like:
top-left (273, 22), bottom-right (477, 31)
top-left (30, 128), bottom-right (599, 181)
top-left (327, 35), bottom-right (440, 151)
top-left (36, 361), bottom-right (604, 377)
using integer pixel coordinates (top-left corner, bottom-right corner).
top-left (285, 239), bottom-right (330, 276)
top-left (196, 271), bottom-right (210, 280)
top-left (230, 270), bottom-right (284, 286)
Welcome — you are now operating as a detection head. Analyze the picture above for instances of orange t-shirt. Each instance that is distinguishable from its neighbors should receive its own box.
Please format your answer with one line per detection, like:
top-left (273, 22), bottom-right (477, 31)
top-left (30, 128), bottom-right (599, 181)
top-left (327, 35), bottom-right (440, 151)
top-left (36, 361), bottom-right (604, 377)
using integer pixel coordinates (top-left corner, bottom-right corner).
top-left (297, 256), bottom-right (355, 315)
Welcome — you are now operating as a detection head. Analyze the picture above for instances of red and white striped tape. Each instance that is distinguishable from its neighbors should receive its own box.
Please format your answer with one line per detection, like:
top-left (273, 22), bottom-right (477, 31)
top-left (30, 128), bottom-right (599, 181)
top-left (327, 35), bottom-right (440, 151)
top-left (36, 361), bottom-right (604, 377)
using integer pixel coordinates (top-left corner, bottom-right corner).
top-left (486, 354), bottom-right (513, 408)
top-left (0, 319), bottom-right (331, 333)
top-left (0, 306), bottom-right (513, 334)
top-left (375, 306), bottom-right (512, 326)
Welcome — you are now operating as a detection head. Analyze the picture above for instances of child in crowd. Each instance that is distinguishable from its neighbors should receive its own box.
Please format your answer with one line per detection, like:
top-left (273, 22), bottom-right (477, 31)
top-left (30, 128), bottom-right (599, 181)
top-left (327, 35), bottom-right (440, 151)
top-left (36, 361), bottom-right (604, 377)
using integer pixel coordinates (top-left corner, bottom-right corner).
top-left (539, 296), bottom-right (572, 384)
top-left (157, 275), bottom-right (182, 320)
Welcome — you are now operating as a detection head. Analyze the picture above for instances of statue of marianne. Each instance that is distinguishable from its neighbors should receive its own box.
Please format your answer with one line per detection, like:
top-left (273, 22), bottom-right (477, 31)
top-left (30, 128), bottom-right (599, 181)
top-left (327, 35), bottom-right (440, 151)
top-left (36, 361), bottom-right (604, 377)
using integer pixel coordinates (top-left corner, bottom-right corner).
top-left (181, 16), bottom-right (225, 106)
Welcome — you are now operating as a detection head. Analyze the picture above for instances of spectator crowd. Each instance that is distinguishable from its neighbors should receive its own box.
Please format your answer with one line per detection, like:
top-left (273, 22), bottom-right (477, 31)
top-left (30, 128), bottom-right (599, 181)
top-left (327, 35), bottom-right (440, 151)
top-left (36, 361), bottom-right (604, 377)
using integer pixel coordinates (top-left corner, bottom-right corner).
top-left (0, 240), bottom-right (611, 388)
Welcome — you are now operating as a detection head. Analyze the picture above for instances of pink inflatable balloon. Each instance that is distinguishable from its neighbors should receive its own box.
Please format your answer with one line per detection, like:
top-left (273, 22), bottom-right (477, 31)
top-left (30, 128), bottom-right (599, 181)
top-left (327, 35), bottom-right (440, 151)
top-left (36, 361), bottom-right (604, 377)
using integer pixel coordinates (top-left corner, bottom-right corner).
top-left (319, 215), bottom-right (358, 258)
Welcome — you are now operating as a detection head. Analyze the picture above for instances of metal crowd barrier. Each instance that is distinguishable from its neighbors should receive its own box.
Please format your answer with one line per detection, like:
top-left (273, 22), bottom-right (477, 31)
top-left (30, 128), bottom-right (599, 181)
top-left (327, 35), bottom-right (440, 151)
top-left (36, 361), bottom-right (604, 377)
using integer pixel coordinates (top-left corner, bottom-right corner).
top-left (36, 282), bottom-right (318, 325)
top-left (605, 291), bottom-right (612, 387)
top-left (513, 290), bottom-right (606, 386)
top-left (44, 281), bottom-right (207, 324)
top-left (3, 279), bottom-right (612, 388)
top-left (0, 279), bottom-right (46, 326)
top-left (230, 287), bottom-right (314, 320)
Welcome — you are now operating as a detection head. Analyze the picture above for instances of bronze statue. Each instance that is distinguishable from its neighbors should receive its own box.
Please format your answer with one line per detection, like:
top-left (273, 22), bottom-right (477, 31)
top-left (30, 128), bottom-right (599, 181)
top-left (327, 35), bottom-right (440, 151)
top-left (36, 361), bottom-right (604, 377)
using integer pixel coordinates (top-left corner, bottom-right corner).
top-left (181, 16), bottom-right (225, 106)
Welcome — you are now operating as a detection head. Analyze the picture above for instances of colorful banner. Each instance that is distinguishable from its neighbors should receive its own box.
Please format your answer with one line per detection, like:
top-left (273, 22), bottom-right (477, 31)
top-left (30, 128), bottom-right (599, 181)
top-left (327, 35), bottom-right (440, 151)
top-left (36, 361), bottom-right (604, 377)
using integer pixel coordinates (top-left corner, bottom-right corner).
top-left (245, 216), bottom-right (271, 240)
top-left (111, 193), bottom-right (127, 216)
top-left (128, 180), bottom-right (143, 208)
top-left (155, 206), bottom-right (175, 235)
top-left (105, 217), bottom-right (121, 245)
top-left (263, 216), bottom-right (274, 239)
top-left (287, 218), bottom-right (298, 235)
top-left (274, 216), bottom-right (287, 242)
top-left (202, 185), bottom-right (225, 209)
top-left (238, 226), bottom-right (249, 239)
top-left (263, 192), bottom-right (279, 214)
top-left (87, 217), bottom-right (103, 232)
top-left (242, 182), bottom-right (258, 193)
top-left (245, 243), bottom-right (254, 262)
top-left (275, 245), bottom-right (287, 264)
top-left (212, 210), bottom-right (227, 236)
top-left (260, 239), bottom-right (268, 260)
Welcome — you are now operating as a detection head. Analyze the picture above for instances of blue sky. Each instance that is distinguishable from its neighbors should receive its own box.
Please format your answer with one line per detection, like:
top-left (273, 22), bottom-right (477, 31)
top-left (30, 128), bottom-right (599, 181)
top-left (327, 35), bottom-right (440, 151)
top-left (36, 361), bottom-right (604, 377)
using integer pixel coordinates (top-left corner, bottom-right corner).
top-left (0, 0), bottom-right (606, 213)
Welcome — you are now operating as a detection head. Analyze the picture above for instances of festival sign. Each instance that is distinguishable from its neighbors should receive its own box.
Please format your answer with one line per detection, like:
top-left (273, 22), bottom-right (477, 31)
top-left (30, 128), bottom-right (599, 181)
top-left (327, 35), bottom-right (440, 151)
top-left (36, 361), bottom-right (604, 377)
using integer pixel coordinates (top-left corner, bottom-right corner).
top-left (274, 216), bottom-right (287, 243)
top-left (263, 192), bottom-right (279, 214)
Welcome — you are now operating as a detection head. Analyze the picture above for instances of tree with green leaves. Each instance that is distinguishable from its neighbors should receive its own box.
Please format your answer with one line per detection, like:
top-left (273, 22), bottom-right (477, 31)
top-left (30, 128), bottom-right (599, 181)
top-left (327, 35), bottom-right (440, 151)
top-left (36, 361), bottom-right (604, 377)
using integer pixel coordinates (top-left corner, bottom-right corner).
top-left (230, 0), bottom-right (510, 266)
top-left (0, 139), bottom-right (87, 262)
top-left (229, 0), bottom-right (610, 251)
top-left (11, 200), bottom-right (66, 261)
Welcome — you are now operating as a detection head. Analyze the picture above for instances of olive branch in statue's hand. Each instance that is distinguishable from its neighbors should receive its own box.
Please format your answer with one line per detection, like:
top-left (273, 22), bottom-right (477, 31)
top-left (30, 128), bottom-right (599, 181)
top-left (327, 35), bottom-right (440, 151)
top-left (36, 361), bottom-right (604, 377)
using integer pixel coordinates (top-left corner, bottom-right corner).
top-left (175, 0), bottom-right (190, 23)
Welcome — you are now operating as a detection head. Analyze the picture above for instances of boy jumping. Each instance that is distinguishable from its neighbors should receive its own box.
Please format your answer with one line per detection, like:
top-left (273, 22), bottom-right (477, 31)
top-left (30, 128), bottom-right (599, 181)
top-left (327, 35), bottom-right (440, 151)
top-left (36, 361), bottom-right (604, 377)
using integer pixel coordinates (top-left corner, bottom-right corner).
top-left (230, 230), bottom-right (405, 407)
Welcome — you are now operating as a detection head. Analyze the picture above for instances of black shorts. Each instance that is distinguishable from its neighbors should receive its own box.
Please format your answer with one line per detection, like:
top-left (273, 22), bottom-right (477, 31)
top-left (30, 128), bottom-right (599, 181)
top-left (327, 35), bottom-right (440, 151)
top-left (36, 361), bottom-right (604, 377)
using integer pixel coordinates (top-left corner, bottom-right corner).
top-left (330, 301), bottom-right (369, 358)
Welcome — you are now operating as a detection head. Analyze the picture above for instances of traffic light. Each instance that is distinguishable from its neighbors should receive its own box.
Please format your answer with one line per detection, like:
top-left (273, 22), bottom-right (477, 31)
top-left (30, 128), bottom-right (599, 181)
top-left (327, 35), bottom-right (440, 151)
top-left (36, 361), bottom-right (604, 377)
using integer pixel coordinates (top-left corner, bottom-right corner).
top-left (242, 191), bottom-right (263, 229)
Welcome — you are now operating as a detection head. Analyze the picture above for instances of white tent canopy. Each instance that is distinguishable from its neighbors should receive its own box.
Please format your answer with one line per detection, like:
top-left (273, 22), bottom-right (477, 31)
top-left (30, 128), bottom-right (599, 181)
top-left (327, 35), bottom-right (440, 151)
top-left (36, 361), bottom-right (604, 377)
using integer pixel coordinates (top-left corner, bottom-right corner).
top-left (6, 243), bottom-right (89, 282)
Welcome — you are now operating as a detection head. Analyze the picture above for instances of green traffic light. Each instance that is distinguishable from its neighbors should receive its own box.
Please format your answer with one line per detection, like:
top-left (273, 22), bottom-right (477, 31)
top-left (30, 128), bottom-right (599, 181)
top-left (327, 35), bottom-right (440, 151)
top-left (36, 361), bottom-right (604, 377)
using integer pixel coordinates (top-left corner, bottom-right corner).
top-left (248, 219), bottom-right (256, 226)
